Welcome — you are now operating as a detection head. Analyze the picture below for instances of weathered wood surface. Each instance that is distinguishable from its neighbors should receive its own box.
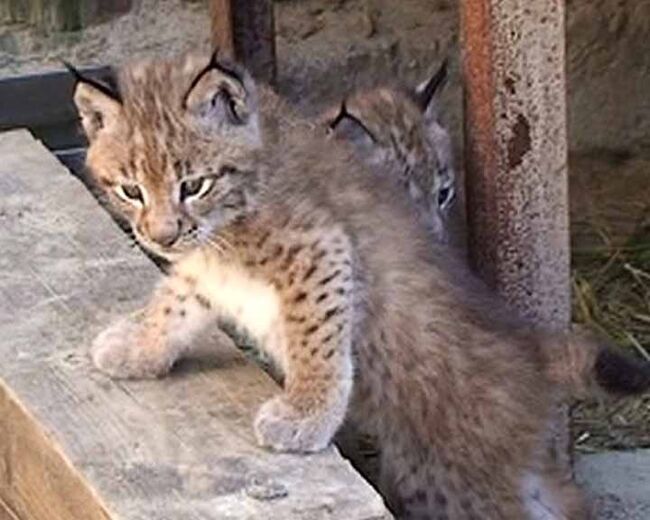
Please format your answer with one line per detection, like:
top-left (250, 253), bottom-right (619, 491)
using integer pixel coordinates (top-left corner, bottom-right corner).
top-left (0, 130), bottom-right (391, 520)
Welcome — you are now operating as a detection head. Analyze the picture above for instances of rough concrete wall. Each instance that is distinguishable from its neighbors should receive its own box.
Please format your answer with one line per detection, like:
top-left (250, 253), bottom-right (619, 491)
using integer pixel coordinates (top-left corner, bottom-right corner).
top-left (276, 0), bottom-right (650, 155)
top-left (0, 0), bottom-right (648, 154)
top-left (567, 0), bottom-right (650, 153)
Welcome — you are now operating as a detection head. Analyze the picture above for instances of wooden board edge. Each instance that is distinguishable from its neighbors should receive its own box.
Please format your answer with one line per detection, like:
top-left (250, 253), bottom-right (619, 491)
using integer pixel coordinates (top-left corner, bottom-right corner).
top-left (0, 378), bottom-right (113, 520)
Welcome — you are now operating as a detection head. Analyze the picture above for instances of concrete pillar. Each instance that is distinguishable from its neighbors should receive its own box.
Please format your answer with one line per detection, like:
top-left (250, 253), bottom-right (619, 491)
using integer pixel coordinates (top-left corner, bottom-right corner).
top-left (460, 0), bottom-right (571, 465)
top-left (460, 0), bottom-right (570, 329)
top-left (210, 0), bottom-right (276, 84)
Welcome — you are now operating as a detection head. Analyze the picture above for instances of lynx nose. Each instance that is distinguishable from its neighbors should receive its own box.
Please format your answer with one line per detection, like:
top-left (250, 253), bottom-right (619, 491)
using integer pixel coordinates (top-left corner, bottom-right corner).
top-left (146, 218), bottom-right (181, 248)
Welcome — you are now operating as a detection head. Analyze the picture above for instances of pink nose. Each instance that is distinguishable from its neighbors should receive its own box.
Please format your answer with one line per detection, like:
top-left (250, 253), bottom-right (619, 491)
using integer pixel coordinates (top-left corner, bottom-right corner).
top-left (145, 218), bottom-right (181, 248)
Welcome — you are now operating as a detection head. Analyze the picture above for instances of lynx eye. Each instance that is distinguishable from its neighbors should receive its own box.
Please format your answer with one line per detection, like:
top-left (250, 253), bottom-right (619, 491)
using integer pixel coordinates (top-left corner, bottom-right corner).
top-left (180, 176), bottom-right (215, 201)
top-left (115, 183), bottom-right (145, 206)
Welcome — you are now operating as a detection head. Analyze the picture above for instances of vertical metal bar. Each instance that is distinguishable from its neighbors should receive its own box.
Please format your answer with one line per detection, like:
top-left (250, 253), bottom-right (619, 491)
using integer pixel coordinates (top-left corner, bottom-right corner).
top-left (461, 0), bottom-right (570, 329)
top-left (210, 0), bottom-right (276, 84)
top-left (460, 0), bottom-right (571, 465)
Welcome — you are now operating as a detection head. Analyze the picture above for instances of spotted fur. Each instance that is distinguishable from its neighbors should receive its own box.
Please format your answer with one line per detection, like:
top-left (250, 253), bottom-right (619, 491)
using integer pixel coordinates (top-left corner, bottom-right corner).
top-left (70, 52), bottom-right (649, 519)
top-left (321, 63), bottom-right (649, 404)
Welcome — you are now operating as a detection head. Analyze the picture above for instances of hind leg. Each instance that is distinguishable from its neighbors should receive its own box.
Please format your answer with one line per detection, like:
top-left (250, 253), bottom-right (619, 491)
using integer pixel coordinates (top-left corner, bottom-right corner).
top-left (377, 439), bottom-right (457, 520)
top-left (380, 439), bottom-right (531, 519)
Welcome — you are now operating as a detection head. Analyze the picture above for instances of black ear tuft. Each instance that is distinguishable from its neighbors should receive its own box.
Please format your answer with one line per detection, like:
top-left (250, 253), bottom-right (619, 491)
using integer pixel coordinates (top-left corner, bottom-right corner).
top-left (327, 100), bottom-right (377, 143)
top-left (416, 58), bottom-right (449, 111)
top-left (63, 60), bottom-right (122, 103)
top-left (62, 60), bottom-right (84, 82)
top-left (327, 100), bottom-right (350, 133)
top-left (209, 49), bottom-right (244, 85)
top-left (183, 51), bottom-right (259, 135)
top-left (182, 48), bottom-right (245, 110)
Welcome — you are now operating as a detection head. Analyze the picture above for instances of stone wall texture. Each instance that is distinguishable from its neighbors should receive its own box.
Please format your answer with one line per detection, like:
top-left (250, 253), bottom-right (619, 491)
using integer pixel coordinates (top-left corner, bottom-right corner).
top-left (0, 0), bottom-right (647, 154)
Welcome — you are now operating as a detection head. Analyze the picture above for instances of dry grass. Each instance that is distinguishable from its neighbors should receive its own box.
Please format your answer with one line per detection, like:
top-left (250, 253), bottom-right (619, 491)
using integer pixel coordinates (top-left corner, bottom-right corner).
top-left (571, 219), bottom-right (650, 452)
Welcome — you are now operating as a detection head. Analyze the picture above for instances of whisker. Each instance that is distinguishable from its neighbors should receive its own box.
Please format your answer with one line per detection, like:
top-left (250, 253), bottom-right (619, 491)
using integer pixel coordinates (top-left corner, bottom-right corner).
top-left (213, 234), bottom-right (234, 253)
top-left (204, 236), bottom-right (225, 256)
top-left (206, 236), bottom-right (223, 251)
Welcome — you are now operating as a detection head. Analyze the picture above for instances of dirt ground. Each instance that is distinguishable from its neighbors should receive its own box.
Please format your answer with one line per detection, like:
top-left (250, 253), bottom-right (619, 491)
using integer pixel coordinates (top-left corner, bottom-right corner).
top-left (0, 0), bottom-right (648, 452)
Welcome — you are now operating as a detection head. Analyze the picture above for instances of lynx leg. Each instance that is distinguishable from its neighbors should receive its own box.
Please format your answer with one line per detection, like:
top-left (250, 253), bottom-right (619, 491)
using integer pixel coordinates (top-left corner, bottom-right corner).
top-left (253, 230), bottom-right (356, 453)
top-left (92, 273), bottom-right (215, 379)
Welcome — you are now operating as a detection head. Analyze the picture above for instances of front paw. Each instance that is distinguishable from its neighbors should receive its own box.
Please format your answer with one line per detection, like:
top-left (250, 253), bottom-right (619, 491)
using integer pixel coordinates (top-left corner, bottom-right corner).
top-left (91, 316), bottom-right (172, 379)
top-left (253, 396), bottom-right (338, 453)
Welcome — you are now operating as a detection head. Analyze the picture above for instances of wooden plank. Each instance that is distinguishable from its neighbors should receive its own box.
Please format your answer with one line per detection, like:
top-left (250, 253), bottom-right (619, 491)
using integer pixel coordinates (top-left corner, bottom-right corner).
top-left (0, 67), bottom-right (113, 149)
top-left (210, 0), bottom-right (276, 84)
top-left (0, 130), bottom-right (392, 520)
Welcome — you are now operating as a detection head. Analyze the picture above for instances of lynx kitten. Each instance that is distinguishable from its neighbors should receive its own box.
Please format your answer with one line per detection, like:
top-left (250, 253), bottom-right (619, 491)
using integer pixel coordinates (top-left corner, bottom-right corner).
top-left (324, 61), bottom-right (456, 242)
top-left (71, 53), bottom-right (649, 519)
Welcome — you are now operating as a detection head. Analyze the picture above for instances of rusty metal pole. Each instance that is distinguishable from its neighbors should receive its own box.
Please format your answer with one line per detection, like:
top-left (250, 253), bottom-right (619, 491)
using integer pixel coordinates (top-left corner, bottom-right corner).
top-left (460, 0), bottom-right (571, 464)
top-left (210, 0), bottom-right (276, 84)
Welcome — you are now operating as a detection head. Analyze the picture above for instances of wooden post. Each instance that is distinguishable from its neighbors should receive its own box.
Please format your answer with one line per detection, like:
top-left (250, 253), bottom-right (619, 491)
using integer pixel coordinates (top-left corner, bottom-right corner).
top-left (460, 0), bottom-right (571, 464)
top-left (210, 0), bottom-right (276, 84)
top-left (0, 0), bottom-right (27, 24)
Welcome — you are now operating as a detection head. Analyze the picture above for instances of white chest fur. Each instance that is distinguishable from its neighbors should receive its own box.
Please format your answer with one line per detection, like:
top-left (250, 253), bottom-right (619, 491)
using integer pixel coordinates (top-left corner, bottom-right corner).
top-left (176, 250), bottom-right (287, 370)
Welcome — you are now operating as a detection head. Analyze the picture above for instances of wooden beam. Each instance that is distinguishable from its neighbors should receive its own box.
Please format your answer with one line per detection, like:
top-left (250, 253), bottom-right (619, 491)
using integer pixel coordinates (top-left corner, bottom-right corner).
top-left (460, 0), bottom-right (571, 466)
top-left (0, 130), bottom-right (392, 520)
top-left (0, 66), bottom-right (113, 150)
top-left (210, 0), bottom-right (276, 84)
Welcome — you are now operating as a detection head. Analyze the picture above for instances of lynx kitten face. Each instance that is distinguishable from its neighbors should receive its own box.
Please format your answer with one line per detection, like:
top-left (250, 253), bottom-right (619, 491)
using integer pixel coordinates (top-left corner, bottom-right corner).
top-left (71, 54), bottom-right (263, 261)
top-left (325, 61), bottom-right (456, 241)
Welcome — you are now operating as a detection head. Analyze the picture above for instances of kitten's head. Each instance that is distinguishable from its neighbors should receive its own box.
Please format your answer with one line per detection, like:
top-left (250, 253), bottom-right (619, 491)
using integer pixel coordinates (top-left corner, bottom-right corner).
top-left (325, 61), bottom-right (455, 240)
top-left (70, 51), bottom-right (262, 260)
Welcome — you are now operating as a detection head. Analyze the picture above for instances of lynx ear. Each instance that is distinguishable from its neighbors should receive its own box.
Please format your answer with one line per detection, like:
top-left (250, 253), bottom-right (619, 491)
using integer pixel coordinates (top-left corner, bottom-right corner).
top-left (183, 51), bottom-right (258, 136)
top-left (414, 59), bottom-right (448, 112)
top-left (66, 62), bottom-right (123, 141)
top-left (326, 100), bottom-right (376, 148)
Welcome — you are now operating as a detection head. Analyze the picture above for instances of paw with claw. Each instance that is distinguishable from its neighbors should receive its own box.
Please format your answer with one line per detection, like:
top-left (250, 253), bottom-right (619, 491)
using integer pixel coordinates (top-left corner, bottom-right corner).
top-left (254, 396), bottom-right (340, 453)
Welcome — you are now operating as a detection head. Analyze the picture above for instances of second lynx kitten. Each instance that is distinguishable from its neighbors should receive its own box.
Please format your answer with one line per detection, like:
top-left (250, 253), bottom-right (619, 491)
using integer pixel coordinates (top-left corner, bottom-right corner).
top-left (71, 53), bottom-right (649, 519)
top-left (325, 60), bottom-right (456, 243)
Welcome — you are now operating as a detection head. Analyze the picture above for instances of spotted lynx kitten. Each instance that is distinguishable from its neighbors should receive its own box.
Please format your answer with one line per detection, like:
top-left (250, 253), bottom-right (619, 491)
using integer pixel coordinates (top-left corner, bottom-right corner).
top-left (324, 60), bottom-right (456, 243)
top-left (71, 53), bottom-right (649, 519)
